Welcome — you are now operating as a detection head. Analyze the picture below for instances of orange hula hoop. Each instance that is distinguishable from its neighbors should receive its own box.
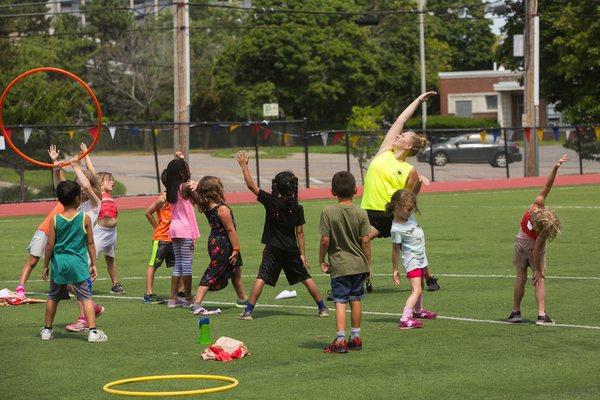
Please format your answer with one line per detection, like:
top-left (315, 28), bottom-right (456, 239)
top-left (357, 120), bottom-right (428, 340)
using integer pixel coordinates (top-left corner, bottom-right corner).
top-left (0, 67), bottom-right (103, 169)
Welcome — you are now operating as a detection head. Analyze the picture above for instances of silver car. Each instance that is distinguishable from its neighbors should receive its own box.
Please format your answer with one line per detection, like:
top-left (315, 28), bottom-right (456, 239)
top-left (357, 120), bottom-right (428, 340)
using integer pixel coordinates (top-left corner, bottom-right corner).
top-left (417, 133), bottom-right (523, 167)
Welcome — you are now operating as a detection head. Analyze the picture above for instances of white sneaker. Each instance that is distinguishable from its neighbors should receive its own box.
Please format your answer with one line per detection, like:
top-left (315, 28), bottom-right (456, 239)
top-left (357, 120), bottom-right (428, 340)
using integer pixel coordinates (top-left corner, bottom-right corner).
top-left (190, 303), bottom-right (208, 315)
top-left (167, 299), bottom-right (183, 308)
top-left (88, 329), bottom-right (108, 342)
top-left (40, 328), bottom-right (54, 340)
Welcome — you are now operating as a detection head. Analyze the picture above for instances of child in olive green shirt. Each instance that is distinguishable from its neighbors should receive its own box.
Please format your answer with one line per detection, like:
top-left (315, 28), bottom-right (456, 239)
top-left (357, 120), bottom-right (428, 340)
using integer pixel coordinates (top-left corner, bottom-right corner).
top-left (319, 171), bottom-right (372, 354)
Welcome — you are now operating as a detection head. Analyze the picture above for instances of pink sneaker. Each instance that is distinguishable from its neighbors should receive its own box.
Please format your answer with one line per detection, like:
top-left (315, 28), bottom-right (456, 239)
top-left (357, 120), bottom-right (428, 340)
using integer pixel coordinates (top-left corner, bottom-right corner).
top-left (398, 318), bottom-right (423, 330)
top-left (413, 309), bottom-right (437, 319)
top-left (15, 285), bottom-right (26, 299)
top-left (94, 303), bottom-right (105, 317)
top-left (66, 317), bottom-right (89, 332)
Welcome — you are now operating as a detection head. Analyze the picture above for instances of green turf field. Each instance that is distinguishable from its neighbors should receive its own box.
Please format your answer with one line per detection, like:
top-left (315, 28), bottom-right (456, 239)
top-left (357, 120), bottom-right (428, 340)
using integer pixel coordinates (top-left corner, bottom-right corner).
top-left (1, 185), bottom-right (600, 399)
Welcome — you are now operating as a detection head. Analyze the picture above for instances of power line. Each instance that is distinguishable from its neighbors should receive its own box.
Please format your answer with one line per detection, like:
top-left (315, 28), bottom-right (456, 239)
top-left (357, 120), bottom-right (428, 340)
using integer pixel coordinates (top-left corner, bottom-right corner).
top-left (0, 1), bottom-right (168, 19)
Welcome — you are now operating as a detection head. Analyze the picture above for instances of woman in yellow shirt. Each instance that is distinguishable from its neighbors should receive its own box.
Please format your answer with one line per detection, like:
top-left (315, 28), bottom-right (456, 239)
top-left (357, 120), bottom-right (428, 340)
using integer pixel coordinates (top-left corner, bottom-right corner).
top-left (360, 91), bottom-right (440, 291)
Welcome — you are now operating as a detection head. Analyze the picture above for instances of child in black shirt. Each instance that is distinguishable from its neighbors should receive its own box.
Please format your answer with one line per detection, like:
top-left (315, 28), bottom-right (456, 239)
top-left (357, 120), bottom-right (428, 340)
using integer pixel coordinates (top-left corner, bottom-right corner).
top-left (235, 151), bottom-right (329, 320)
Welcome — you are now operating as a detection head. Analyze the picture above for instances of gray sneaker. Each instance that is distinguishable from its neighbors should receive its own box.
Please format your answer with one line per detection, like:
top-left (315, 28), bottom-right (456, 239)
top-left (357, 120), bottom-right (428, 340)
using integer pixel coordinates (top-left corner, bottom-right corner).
top-left (88, 329), bottom-right (108, 342)
top-left (40, 328), bottom-right (53, 340)
top-left (235, 298), bottom-right (249, 308)
top-left (318, 307), bottom-right (329, 317)
top-left (238, 310), bottom-right (253, 320)
top-left (190, 303), bottom-right (208, 315)
top-left (110, 283), bottom-right (126, 294)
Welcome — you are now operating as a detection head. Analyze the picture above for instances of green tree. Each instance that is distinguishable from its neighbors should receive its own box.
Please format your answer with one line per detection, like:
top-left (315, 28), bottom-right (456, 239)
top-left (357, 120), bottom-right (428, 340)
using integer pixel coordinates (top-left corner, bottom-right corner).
top-left (496, 1), bottom-right (600, 122)
top-left (347, 105), bottom-right (383, 183)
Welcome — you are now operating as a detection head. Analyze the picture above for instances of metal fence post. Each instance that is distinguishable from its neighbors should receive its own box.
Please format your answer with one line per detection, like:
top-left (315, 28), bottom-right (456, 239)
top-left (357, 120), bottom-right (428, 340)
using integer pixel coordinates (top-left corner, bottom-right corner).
top-left (253, 123), bottom-right (261, 188)
top-left (503, 128), bottom-right (510, 179)
top-left (150, 122), bottom-right (161, 193)
top-left (345, 131), bottom-right (350, 172)
top-left (428, 129), bottom-right (435, 182)
top-left (576, 127), bottom-right (583, 175)
top-left (303, 118), bottom-right (309, 188)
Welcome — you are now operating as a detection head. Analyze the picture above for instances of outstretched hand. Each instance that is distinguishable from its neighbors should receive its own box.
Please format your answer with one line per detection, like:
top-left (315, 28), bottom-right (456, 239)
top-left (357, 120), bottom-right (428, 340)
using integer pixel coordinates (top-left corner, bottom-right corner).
top-left (235, 150), bottom-right (249, 167)
top-left (556, 154), bottom-right (568, 168)
top-left (418, 175), bottom-right (430, 186)
top-left (48, 145), bottom-right (60, 162)
top-left (418, 91), bottom-right (437, 103)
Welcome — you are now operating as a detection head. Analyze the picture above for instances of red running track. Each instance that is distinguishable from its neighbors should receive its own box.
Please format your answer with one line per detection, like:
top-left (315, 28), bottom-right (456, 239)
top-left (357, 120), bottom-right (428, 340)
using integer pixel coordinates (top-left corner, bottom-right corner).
top-left (1, 173), bottom-right (599, 218)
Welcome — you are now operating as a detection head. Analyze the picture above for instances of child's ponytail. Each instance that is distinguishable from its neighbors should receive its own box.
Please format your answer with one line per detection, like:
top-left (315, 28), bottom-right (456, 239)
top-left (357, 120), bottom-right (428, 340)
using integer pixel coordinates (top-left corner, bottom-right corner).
top-left (271, 171), bottom-right (300, 222)
top-left (166, 159), bottom-right (191, 204)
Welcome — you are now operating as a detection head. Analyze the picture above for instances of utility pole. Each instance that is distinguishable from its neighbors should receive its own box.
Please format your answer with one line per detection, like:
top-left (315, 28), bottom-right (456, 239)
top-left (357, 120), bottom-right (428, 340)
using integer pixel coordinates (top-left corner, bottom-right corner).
top-left (418, 0), bottom-right (433, 181)
top-left (523, 0), bottom-right (539, 176)
top-left (173, 1), bottom-right (191, 160)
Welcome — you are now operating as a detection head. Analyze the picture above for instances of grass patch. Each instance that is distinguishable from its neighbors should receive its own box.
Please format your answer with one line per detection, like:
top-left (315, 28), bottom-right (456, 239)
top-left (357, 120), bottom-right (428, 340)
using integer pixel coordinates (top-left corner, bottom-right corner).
top-left (2, 185), bottom-right (600, 399)
top-left (211, 145), bottom-right (347, 159)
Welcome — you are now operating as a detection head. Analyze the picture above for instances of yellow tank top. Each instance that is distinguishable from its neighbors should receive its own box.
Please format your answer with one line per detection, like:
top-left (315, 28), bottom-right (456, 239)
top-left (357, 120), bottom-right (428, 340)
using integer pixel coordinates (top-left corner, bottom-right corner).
top-left (361, 150), bottom-right (414, 211)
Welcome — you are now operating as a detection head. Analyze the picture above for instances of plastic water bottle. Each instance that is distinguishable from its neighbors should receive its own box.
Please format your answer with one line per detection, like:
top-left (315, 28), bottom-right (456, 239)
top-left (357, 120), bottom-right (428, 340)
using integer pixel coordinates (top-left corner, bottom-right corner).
top-left (198, 317), bottom-right (211, 345)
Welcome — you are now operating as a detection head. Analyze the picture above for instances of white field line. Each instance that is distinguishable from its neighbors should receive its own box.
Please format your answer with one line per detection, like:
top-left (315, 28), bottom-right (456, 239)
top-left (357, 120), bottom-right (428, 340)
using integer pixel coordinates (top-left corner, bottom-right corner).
top-left (424, 205), bottom-right (600, 210)
top-left (24, 292), bottom-right (600, 331)
top-left (5, 272), bottom-right (600, 284)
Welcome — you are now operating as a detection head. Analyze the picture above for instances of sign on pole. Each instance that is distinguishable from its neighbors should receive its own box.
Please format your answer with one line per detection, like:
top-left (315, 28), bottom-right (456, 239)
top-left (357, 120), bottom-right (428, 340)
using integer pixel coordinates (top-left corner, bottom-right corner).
top-left (263, 103), bottom-right (279, 118)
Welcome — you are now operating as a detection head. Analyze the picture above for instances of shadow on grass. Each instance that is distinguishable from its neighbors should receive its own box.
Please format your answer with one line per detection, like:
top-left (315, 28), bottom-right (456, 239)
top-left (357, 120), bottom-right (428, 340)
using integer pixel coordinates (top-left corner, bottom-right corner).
top-left (299, 340), bottom-right (328, 350)
top-left (251, 308), bottom-right (320, 319)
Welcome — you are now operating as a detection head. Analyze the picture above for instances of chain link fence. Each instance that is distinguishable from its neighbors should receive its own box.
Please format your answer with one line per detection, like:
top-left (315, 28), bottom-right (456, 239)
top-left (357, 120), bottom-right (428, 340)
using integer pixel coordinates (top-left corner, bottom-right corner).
top-left (1, 122), bottom-right (599, 203)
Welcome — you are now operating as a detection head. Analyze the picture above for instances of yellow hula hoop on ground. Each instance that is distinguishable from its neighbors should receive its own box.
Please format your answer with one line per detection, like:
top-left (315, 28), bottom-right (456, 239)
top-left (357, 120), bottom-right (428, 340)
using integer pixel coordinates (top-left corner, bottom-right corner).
top-left (102, 374), bottom-right (238, 397)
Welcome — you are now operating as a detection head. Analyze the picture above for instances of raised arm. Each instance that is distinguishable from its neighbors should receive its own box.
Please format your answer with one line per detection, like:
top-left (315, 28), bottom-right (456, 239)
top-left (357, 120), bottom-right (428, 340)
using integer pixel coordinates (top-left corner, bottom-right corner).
top-left (79, 143), bottom-right (95, 173)
top-left (534, 154), bottom-right (568, 207)
top-left (48, 145), bottom-right (65, 188)
top-left (235, 151), bottom-right (260, 195)
top-left (70, 156), bottom-right (100, 208)
top-left (378, 91), bottom-right (437, 154)
top-left (84, 214), bottom-right (98, 281)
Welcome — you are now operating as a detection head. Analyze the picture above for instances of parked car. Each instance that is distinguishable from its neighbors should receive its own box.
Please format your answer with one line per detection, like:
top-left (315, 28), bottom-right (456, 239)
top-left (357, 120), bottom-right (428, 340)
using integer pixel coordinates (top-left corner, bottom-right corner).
top-left (417, 133), bottom-right (522, 167)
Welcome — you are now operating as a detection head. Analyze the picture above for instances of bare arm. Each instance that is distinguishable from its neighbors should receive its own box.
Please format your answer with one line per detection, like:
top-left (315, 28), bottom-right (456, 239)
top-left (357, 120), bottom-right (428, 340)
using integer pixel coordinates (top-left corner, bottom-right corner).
top-left (84, 215), bottom-right (97, 281)
top-left (378, 91), bottom-right (437, 155)
top-left (405, 168), bottom-right (419, 193)
top-left (531, 235), bottom-right (547, 285)
top-left (411, 174), bottom-right (430, 195)
top-left (42, 218), bottom-right (55, 280)
top-left (70, 156), bottom-right (100, 208)
top-left (79, 143), bottom-right (95, 173)
top-left (218, 206), bottom-right (241, 262)
top-left (319, 235), bottom-right (330, 273)
top-left (392, 242), bottom-right (401, 286)
top-left (534, 154), bottom-right (568, 207)
top-left (48, 145), bottom-right (65, 188)
top-left (296, 225), bottom-right (308, 268)
top-left (235, 151), bottom-right (260, 195)
top-left (144, 196), bottom-right (165, 228)
top-left (361, 235), bottom-right (372, 278)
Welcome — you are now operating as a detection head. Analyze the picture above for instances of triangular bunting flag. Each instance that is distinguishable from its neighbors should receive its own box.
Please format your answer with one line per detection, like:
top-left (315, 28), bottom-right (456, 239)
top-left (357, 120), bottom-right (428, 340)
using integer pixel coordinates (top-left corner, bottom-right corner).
top-left (229, 124), bottom-right (240, 133)
top-left (282, 133), bottom-right (291, 146)
top-left (331, 132), bottom-right (344, 145)
top-left (507, 130), bottom-right (514, 141)
top-left (536, 128), bottom-right (544, 142)
top-left (565, 129), bottom-right (572, 141)
top-left (153, 128), bottom-right (159, 136)
top-left (349, 135), bottom-right (360, 148)
top-left (492, 128), bottom-right (499, 143)
top-left (552, 127), bottom-right (559, 141)
top-left (263, 128), bottom-right (272, 140)
top-left (524, 127), bottom-right (531, 142)
top-left (594, 126), bottom-right (600, 141)
top-left (320, 132), bottom-right (329, 146)
top-left (88, 127), bottom-right (99, 139)
top-left (68, 130), bottom-right (76, 139)
top-left (130, 127), bottom-right (140, 135)
top-left (109, 126), bottom-right (116, 139)
top-left (480, 130), bottom-right (487, 143)
top-left (251, 123), bottom-right (260, 136)
top-left (23, 127), bottom-right (32, 144)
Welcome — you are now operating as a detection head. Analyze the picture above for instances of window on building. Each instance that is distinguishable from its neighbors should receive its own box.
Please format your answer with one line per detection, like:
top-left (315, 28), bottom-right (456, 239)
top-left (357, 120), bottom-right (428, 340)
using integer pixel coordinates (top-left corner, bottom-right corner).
top-left (485, 95), bottom-right (498, 110)
top-left (455, 100), bottom-right (472, 118)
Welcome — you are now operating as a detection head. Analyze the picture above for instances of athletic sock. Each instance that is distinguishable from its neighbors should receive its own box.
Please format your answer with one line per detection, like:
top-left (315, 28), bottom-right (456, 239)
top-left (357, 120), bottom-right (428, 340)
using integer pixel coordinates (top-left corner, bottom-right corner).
top-left (245, 303), bottom-right (255, 313)
top-left (414, 294), bottom-right (423, 314)
top-left (401, 307), bottom-right (413, 322)
top-left (336, 331), bottom-right (346, 342)
top-left (350, 327), bottom-right (361, 340)
top-left (316, 300), bottom-right (326, 310)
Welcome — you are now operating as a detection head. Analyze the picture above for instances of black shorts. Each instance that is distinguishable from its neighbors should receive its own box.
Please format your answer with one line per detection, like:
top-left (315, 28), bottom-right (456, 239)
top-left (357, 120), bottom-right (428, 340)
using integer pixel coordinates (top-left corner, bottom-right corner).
top-left (366, 209), bottom-right (393, 238)
top-left (257, 246), bottom-right (311, 287)
top-left (148, 240), bottom-right (175, 269)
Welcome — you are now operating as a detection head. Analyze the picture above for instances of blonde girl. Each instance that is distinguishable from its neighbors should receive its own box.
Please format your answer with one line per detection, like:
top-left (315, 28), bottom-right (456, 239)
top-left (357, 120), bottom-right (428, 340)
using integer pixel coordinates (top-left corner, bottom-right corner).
top-left (508, 154), bottom-right (568, 326)
top-left (388, 188), bottom-right (437, 329)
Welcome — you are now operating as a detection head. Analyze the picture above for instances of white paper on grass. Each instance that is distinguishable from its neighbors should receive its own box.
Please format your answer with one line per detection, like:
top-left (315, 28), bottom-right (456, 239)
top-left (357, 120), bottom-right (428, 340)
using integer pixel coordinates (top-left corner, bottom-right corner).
top-left (275, 290), bottom-right (297, 300)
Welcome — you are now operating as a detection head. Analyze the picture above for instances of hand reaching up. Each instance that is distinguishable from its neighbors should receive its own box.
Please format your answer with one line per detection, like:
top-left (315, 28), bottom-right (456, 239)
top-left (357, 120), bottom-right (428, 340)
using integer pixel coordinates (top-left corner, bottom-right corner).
top-left (235, 150), bottom-right (250, 167)
top-left (418, 91), bottom-right (437, 103)
top-left (556, 154), bottom-right (568, 168)
top-left (48, 145), bottom-right (60, 162)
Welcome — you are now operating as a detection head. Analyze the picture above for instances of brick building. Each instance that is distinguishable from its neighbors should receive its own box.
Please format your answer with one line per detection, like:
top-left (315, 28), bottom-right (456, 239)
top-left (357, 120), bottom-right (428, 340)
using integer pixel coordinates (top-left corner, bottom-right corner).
top-left (438, 69), bottom-right (552, 128)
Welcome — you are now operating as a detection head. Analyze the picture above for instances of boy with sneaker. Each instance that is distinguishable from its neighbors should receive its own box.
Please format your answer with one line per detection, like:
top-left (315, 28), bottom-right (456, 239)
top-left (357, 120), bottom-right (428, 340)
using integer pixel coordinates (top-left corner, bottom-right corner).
top-left (320, 171), bottom-right (372, 353)
top-left (40, 180), bottom-right (107, 342)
